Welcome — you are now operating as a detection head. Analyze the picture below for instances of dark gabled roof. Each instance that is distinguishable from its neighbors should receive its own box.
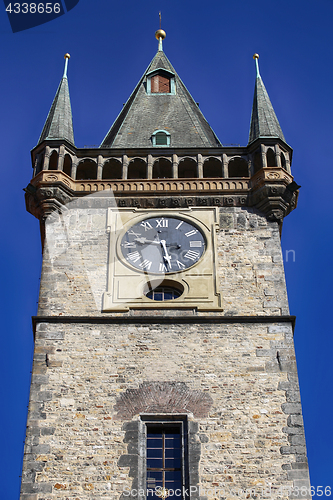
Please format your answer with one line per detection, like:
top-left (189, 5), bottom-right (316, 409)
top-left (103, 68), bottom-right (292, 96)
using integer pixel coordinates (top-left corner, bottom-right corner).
top-left (101, 49), bottom-right (221, 148)
top-left (38, 73), bottom-right (75, 145)
top-left (248, 59), bottom-right (285, 144)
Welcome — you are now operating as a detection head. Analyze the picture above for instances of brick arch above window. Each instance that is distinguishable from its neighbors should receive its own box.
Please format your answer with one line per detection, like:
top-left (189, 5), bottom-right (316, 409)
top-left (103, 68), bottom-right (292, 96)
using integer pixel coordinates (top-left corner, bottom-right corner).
top-left (113, 381), bottom-right (213, 420)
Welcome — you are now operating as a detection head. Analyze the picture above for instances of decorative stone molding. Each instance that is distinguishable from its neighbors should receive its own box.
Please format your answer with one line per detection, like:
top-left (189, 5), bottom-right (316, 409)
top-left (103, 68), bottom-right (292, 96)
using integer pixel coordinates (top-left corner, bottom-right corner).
top-left (250, 166), bottom-right (293, 188)
top-left (30, 170), bottom-right (250, 193)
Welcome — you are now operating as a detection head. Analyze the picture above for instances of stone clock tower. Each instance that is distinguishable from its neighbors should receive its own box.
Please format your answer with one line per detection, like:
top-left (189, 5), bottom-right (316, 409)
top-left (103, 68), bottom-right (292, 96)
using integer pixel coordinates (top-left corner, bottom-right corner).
top-left (21, 31), bottom-right (311, 500)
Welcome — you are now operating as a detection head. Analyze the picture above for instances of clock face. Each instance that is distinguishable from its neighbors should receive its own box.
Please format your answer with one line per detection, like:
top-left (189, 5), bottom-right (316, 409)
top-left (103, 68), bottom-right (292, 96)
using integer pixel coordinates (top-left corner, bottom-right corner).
top-left (120, 216), bottom-right (206, 274)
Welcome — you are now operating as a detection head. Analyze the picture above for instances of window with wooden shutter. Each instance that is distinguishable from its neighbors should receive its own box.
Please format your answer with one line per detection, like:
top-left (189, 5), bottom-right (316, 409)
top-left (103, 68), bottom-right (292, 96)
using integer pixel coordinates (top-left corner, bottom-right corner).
top-left (151, 74), bottom-right (171, 94)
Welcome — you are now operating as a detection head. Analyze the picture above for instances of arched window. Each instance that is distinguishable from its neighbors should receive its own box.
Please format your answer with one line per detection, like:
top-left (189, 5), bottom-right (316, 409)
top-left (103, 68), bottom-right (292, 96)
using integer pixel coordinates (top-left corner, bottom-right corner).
top-left (145, 280), bottom-right (184, 301)
top-left (146, 286), bottom-right (182, 301)
top-left (35, 153), bottom-right (44, 174)
top-left (153, 158), bottom-right (172, 178)
top-left (178, 158), bottom-right (197, 178)
top-left (203, 158), bottom-right (222, 178)
top-left (253, 152), bottom-right (262, 173)
top-left (152, 130), bottom-right (170, 147)
top-left (266, 148), bottom-right (276, 167)
top-left (103, 159), bottom-right (122, 180)
top-left (228, 158), bottom-right (249, 178)
top-left (63, 154), bottom-right (72, 176)
top-left (128, 159), bottom-right (147, 179)
top-left (76, 160), bottom-right (97, 180)
top-left (281, 152), bottom-right (287, 170)
top-left (48, 150), bottom-right (58, 170)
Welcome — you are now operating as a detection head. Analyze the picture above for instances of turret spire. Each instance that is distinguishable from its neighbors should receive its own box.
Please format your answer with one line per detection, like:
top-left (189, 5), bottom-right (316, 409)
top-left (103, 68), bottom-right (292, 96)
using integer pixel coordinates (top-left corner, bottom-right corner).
top-left (248, 53), bottom-right (285, 144)
top-left (253, 53), bottom-right (260, 77)
top-left (38, 53), bottom-right (75, 145)
top-left (101, 43), bottom-right (220, 148)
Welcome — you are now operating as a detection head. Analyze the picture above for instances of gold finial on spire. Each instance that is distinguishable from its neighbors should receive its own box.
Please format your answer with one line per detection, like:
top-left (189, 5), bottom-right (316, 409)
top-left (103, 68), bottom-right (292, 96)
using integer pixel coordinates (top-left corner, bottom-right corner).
top-left (253, 53), bottom-right (260, 77)
top-left (64, 53), bottom-right (71, 59)
top-left (155, 28), bottom-right (166, 40)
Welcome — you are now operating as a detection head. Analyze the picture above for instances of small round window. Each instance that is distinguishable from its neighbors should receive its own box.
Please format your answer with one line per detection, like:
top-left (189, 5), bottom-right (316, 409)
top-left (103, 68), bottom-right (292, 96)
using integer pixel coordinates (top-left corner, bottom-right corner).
top-left (147, 286), bottom-right (181, 301)
top-left (144, 280), bottom-right (184, 301)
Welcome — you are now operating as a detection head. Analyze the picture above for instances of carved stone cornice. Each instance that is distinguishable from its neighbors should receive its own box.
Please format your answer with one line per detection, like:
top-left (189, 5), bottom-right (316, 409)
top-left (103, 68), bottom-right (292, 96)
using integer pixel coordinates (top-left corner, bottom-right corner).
top-left (25, 166), bottom-right (299, 224)
top-left (250, 167), bottom-right (299, 221)
top-left (29, 170), bottom-right (250, 194)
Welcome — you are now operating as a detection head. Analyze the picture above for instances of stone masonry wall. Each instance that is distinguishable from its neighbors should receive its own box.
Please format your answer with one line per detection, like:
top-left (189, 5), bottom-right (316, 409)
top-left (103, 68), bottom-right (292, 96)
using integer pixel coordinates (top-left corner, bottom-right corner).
top-left (21, 320), bottom-right (310, 499)
top-left (20, 205), bottom-right (310, 499)
top-left (37, 206), bottom-right (289, 317)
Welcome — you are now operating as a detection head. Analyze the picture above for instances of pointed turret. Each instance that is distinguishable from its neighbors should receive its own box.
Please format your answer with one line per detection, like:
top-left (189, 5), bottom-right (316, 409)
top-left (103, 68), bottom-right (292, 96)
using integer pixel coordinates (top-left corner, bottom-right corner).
top-left (248, 54), bottom-right (285, 144)
top-left (101, 30), bottom-right (221, 148)
top-left (38, 54), bottom-right (75, 145)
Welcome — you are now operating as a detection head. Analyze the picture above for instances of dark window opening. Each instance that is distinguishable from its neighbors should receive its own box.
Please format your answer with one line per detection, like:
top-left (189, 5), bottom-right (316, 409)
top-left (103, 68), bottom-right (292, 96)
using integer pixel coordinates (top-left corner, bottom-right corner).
top-left (63, 154), bottom-right (72, 176)
top-left (128, 158), bottom-right (147, 179)
top-left (49, 150), bottom-right (58, 170)
top-left (151, 74), bottom-right (171, 94)
top-left (203, 157), bottom-right (222, 178)
top-left (228, 158), bottom-right (249, 177)
top-left (266, 148), bottom-right (276, 167)
top-left (76, 160), bottom-right (97, 180)
top-left (253, 152), bottom-right (262, 174)
top-left (36, 154), bottom-right (44, 174)
top-left (281, 152), bottom-right (287, 170)
top-left (153, 158), bottom-right (172, 178)
top-left (178, 158), bottom-right (197, 178)
top-left (103, 159), bottom-right (122, 180)
top-left (146, 424), bottom-right (185, 499)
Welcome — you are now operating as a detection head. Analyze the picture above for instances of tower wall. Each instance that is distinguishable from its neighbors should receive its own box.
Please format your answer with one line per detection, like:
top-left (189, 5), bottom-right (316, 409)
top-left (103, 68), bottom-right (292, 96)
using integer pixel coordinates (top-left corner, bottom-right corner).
top-left (21, 206), bottom-right (310, 499)
top-left (37, 206), bottom-right (289, 317)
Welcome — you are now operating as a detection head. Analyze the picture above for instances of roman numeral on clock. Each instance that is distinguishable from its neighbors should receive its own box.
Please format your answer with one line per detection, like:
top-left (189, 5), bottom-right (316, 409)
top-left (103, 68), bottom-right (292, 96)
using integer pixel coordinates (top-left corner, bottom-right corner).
top-left (140, 221), bottom-right (153, 231)
top-left (184, 250), bottom-right (200, 261)
top-left (123, 241), bottom-right (136, 248)
top-left (176, 260), bottom-right (186, 269)
top-left (127, 251), bottom-right (141, 263)
top-left (190, 241), bottom-right (202, 248)
top-left (128, 229), bottom-right (141, 237)
top-left (139, 259), bottom-right (152, 270)
top-left (185, 229), bottom-right (198, 237)
top-left (156, 218), bottom-right (168, 228)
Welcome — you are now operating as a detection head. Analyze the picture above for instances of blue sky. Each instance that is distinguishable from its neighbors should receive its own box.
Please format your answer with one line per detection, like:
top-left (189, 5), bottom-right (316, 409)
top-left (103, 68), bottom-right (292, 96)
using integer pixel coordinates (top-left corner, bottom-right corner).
top-left (1, 0), bottom-right (333, 497)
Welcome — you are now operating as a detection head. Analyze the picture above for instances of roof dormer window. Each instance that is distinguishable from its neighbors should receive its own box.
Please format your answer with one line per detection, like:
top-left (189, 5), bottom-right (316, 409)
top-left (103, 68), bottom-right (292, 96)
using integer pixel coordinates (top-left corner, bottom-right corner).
top-left (146, 69), bottom-right (176, 95)
top-left (151, 74), bottom-right (170, 93)
top-left (152, 130), bottom-right (170, 147)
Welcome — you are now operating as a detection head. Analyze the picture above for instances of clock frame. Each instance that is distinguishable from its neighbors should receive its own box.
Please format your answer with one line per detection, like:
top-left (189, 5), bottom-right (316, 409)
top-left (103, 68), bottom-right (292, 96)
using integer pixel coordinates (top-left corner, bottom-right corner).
top-left (102, 207), bottom-right (222, 311)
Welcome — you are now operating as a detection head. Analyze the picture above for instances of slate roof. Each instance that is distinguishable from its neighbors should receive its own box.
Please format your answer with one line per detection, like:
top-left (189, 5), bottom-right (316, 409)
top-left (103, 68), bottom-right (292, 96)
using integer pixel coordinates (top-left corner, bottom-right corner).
top-left (101, 50), bottom-right (221, 148)
top-left (248, 70), bottom-right (285, 144)
top-left (38, 75), bottom-right (75, 145)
